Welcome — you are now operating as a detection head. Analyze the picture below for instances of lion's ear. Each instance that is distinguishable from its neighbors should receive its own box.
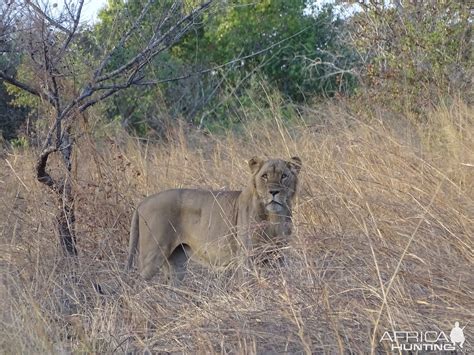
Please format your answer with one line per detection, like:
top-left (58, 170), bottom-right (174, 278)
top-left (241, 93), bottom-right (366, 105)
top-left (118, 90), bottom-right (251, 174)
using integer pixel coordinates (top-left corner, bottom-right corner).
top-left (288, 156), bottom-right (302, 175)
top-left (248, 156), bottom-right (264, 174)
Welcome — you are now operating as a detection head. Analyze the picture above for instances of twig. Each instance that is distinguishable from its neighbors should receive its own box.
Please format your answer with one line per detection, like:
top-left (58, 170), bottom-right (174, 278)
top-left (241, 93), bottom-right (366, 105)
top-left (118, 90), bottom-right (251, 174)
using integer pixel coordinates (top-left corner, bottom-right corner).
top-left (95, 1), bottom-right (214, 84)
top-left (5, 159), bottom-right (30, 192)
top-left (370, 182), bottom-right (443, 354)
top-left (24, 0), bottom-right (71, 34)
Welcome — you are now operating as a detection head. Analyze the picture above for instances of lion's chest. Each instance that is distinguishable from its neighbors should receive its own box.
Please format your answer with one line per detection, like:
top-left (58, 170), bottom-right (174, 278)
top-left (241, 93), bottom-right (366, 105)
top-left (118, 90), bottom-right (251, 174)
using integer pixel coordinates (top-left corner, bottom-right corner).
top-left (249, 220), bottom-right (291, 246)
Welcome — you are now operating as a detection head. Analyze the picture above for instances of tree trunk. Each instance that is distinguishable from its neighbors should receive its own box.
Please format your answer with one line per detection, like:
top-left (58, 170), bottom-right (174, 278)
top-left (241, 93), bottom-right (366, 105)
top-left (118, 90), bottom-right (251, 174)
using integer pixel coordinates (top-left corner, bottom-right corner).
top-left (36, 130), bottom-right (77, 256)
top-left (56, 181), bottom-right (77, 256)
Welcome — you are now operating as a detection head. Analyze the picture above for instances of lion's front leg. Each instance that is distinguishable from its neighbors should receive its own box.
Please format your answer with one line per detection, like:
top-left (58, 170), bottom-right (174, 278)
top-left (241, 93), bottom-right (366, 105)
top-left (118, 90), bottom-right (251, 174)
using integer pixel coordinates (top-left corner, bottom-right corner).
top-left (236, 221), bottom-right (256, 280)
top-left (236, 204), bottom-right (253, 259)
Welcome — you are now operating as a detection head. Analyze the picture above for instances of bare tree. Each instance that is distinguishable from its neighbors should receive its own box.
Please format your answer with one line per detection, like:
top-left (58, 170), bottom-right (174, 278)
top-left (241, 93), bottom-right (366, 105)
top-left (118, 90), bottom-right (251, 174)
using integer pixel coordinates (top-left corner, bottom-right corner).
top-left (0, 0), bottom-right (214, 256)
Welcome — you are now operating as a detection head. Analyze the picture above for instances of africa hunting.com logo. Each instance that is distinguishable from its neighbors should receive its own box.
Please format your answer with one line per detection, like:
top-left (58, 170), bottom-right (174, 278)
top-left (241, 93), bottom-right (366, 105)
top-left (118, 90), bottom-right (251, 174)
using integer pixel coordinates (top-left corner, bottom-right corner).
top-left (380, 322), bottom-right (468, 352)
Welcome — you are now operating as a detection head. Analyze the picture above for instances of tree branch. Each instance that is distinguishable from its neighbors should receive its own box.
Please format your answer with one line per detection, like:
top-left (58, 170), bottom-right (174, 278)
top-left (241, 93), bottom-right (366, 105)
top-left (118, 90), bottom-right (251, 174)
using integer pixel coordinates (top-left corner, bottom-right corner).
top-left (0, 70), bottom-right (41, 97)
top-left (95, 0), bottom-right (213, 84)
top-left (56, 0), bottom-right (85, 62)
top-left (93, 0), bottom-right (155, 80)
top-left (25, 0), bottom-right (71, 34)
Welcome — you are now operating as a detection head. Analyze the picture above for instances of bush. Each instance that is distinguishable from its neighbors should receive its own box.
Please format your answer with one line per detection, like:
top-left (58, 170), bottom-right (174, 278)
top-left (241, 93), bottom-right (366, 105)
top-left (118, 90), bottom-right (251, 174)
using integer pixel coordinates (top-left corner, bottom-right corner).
top-left (347, 1), bottom-right (472, 115)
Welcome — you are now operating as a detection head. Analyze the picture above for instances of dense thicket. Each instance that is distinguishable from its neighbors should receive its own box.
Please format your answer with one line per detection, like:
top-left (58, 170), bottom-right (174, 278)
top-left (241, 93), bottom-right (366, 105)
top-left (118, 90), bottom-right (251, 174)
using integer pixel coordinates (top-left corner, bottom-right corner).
top-left (1, 0), bottom-right (472, 139)
top-left (90, 0), bottom-right (357, 133)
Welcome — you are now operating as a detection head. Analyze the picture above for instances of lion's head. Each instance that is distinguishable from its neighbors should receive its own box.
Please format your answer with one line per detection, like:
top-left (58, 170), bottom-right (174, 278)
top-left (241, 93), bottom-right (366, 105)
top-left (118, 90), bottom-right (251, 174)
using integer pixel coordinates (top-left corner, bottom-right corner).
top-left (248, 156), bottom-right (302, 214)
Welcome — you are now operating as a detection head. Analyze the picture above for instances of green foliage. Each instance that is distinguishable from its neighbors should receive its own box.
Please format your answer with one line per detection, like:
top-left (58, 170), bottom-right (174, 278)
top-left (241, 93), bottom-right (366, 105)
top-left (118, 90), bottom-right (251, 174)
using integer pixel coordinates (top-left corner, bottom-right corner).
top-left (92, 0), bottom-right (188, 134)
top-left (4, 63), bottom-right (40, 109)
top-left (176, 1), bottom-right (357, 100)
top-left (5, 0), bottom-right (466, 139)
top-left (0, 56), bottom-right (32, 140)
top-left (91, 0), bottom-right (358, 134)
top-left (10, 136), bottom-right (29, 149)
top-left (350, 1), bottom-right (472, 115)
top-left (0, 83), bottom-right (29, 140)
top-left (93, 0), bottom-right (182, 75)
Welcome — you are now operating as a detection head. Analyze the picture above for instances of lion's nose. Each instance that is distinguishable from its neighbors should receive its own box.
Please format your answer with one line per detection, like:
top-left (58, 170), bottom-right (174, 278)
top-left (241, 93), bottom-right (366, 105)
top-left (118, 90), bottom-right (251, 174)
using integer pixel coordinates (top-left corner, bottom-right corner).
top-left (269, 190), bottom-right (280, 197)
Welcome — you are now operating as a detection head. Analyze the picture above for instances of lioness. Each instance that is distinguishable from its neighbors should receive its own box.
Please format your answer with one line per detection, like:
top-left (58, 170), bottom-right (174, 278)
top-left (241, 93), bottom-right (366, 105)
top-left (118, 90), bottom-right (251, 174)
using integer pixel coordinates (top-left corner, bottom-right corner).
top-left (126, 156), bottom-right (302, 280)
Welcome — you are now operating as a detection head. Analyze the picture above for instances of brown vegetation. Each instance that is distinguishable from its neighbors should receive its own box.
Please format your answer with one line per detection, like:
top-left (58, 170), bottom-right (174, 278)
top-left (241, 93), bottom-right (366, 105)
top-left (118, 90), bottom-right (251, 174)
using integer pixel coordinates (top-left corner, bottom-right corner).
top-left (1, 97), bottom-right (473, 353)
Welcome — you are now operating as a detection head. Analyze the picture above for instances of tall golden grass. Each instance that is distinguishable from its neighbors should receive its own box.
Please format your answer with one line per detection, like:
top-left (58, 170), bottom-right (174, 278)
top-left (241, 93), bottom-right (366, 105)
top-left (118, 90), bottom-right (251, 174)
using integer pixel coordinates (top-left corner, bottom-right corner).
top-left (1, 97), bottom-right (473, 353)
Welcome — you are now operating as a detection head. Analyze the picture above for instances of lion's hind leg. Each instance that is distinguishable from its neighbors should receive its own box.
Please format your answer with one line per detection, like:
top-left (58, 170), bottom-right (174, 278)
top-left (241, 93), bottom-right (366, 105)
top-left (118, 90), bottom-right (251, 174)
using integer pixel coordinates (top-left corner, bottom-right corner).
top-left (137, 216), bottom-right (176, 281)
top-left (139, 249), bottom-right (169, 281)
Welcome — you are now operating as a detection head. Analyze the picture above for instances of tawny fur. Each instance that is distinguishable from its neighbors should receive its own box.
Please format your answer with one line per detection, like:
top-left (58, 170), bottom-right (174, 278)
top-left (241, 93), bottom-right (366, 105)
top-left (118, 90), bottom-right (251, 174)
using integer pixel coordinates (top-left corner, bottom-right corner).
top-left (126, 156), bottom-right (302, 280)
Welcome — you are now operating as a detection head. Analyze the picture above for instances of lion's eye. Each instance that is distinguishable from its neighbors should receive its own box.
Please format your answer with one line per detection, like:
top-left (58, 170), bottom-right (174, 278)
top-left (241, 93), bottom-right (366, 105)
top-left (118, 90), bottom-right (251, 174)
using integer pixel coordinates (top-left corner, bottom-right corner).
top-left (281, 173), bottom-right (288, 180)
top-left (261, 174), bottom-right (268, 180)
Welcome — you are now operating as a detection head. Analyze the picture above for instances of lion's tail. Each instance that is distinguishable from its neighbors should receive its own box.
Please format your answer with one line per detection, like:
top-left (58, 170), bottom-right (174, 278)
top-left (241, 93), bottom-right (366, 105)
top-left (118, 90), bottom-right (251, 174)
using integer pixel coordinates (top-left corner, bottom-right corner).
top-left (126, 209), bottom-right (139, 271)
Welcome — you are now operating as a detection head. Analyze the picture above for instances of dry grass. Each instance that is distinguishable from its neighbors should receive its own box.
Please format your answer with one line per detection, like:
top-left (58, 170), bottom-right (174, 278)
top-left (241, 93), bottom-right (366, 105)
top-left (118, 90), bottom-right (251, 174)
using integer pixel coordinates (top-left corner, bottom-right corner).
top-left (1, 98), bottom-right (473, 353)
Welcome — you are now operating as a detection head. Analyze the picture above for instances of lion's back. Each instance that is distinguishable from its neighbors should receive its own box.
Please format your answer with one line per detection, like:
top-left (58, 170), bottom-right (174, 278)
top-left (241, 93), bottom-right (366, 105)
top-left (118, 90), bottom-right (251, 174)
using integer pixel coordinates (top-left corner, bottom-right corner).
top-left (137, 188), bottom-right (242, 238)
